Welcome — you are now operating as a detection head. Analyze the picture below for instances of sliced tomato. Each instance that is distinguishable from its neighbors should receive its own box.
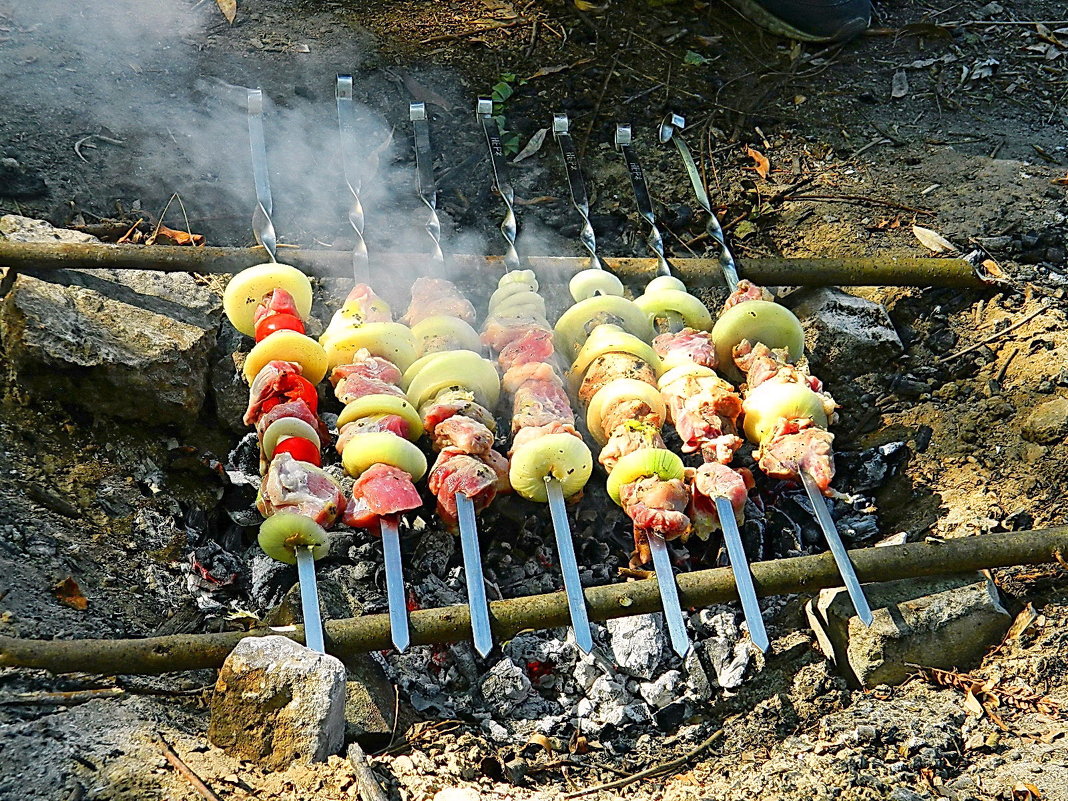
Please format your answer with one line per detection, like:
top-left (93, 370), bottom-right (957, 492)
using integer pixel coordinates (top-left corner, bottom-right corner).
top-left (272, 436), bottom-right (321, 465)
top-left (255, 313), bottom-right (306, 342)
top-left (259, 375), bottom-right (319, 417)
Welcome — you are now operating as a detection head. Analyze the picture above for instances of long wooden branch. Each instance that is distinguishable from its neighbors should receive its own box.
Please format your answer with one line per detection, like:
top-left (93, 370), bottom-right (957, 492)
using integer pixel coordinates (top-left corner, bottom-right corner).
top-left (0, 240), bottom-right (985, 288)
top-left (1, 528), bottom-right (1064, 675)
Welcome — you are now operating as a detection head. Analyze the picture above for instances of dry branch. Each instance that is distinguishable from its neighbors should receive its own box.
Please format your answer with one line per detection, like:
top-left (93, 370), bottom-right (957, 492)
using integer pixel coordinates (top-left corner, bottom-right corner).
top-left (0, 240), bottom-right (985, 288)
top-left (1, 528), bottom-right (1065, 676)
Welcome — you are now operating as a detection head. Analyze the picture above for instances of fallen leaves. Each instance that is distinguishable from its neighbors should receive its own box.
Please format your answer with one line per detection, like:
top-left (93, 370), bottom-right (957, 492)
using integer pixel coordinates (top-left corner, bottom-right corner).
top-left (53, 576), bottom-right (88, 611)
top-left (215, 0), bottom-right (236, 24)
top-left (912, 224), bottom-right (958, 253)
top-left (1012, 783), bottom-right (1043, 800)
top-left (746, 146), bottom-right (770, 179)
top-left (512, 127), bottom-right (548, 164)
top-left (916, 665), bottom-right (1063, 723)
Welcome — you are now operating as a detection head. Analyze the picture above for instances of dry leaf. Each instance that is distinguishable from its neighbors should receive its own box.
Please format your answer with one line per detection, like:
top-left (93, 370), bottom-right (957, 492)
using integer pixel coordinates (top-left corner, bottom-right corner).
top-left (524, 733), bottom-right (554, 753)
top-left (215, 0), bottom-right (236, 24)
top-left (149, 224), bottom-right (205, 247)
top-left (524, 59), bottom-right (592, 81)
top-left (1006, 602), bottom-right (1038, 639)
top-left (912, 224), bottom-right (958, 253)
top-left (512, 127), bottom-right (548, 164)
top-left (891, 70), bottom-right (909, 99)
top-left (1012, 783), bottom-right (1042, 800)
top-left (746, 146), bottom-right (770, 179)
top-left (1052, 172), bottom-right (1068, 186)
top-left (963, 685), bottom-right (986, 717)
top-left (53, 576), bottom-right (88, 610)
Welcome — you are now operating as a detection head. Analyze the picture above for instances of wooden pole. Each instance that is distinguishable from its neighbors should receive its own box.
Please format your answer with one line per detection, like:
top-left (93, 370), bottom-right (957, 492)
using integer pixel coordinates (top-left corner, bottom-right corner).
top-left (0, 241), bottom-right (986, 288)
top-left (1, 527), bottom-right (1063, 675)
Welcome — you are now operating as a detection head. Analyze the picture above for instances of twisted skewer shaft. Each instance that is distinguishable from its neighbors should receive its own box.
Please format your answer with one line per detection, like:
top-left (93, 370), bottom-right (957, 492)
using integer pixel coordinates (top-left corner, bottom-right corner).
top-left (336, 76), bottom-right (370, 284)
top-left (476, 99), bottom-right (520, 271)
top-left (553, 114), bottom-right (601, 272)
top-left (247, 89), bottom-right (277, 263)
top-left (409, 103), bottom-right (445, 273)
top-left (615, 124), bottom-right (670, 278)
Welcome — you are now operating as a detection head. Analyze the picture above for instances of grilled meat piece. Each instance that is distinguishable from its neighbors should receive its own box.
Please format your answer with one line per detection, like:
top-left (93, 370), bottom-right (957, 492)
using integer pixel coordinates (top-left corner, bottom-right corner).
top-left (329, 353), bottom-right (403, 388)
top-left (502, 361), bottom-right (564, 395)
top-left (481, 314), bottom-right (554, 352)
top-left (253, 287), bottom-right (301, 326)
top-left (432, 415), bottom-right (496, 455)
top-left (578, 352), bottom-right (658, 406)
top-left (336, 415), bottom-right (411, 455)
top-left (757, 419), bottom-right (835, 494)
top-left (245, 360), bottom-right (306, 426)
top-left (621, 477), bottom-right (692, 563)
top-left (661, 372), bottom-right (744, 461)
top-left (403, 277), bottom-right (477, 326)
top-left (343, 463), bottom-right (423, 528)
top-left (257, 452), bottom-right (345, 527)
top-left (255, 399), bottom-right (329, 443)
top-left (510, 421), bottom-right (581, 456)
top-left (340, 284), bottom-right (393, 324)
top-left (724, 279), bottom-right (772, 310)
top-left (733, 341), bottom-right (825, 394)
top-left (599, 421), bottom-right (666, 472)
top-left (687, 462), bottom-right (747, 540)
top-left (512, 380), bottom-right (574, 433)
top-left (653, 328), bottom-right (717, 369)
top-left (419, 389), bottom-right (497, 438)
top-left (428, 450), bottom-right (499, 525)
top-left (497, 327), bottom-right (555, 370)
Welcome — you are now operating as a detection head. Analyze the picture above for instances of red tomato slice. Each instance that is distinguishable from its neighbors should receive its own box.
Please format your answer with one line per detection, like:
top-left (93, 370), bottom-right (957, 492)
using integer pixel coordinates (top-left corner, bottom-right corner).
top-left (272, 436), bottom-right (321, 466)
top-left (255, 313), bottom-right (306, 342)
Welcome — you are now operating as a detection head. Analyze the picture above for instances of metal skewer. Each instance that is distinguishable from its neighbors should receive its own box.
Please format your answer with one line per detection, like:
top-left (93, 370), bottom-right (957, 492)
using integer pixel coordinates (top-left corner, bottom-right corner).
top-left (410, 103), bottom-right (494, 658)
top-left (477, 99), bottom-right (593, 651)
top-left (336, 76), bottom-right (370, 284)
top-left (552, 114), bottom-right (601, 272)
top-left (335, 76), bottom-right (409, 652)
top-left (801, 472), bottom-right (874, 625)
top-left (294, 547), bottom-right (326, 652)
top-left (546, 478), bottom-right (594, 653)
top-left (655, 113), bottom-right (768, 651)
top-left (613, 121), bottom-right (691, 657)
top-left (614, 123), bottom-right (671, 277)
top-left (658, 114), bottom-right (740, 290)
top-left (380, 516), bottom-right (411, 652)
top-left (476, 99), bottom-right (520, 271)
top-left (247, 88), bottom-right (326, 651)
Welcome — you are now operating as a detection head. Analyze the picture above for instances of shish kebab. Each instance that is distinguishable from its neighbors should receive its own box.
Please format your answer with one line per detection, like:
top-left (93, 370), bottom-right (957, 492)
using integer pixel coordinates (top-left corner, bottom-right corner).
top-left (476, 99), bottom-right (597, 653)
top-left (657, 115), bottom-right (874, 625)
top-left (550, 114), bottom-right (693, 657)
top-left (327, 78), bottom-right (509, 653)
top-left (221, 89), bottom-right (340, 652)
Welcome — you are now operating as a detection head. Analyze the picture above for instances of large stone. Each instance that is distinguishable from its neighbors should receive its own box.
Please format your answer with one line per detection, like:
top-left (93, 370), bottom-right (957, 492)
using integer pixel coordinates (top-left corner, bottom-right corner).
top-left (608, 613), bottom-right (665, 679)
top-left (208, 635), bottom-right (346, 770)
top-left (344, 654), bottom-right (414, 747)
top-left (788, 287), bottom-right (903, 377)
top-left (1021, 395), bottom-right (1068, 444)
top-left (806, 572), bottom-right (1012, 689)
top-left (1, 265), bottom-right (220, 424)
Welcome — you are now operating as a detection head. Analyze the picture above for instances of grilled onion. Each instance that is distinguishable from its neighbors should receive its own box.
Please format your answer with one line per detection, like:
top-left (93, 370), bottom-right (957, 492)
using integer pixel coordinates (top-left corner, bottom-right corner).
top-left (412, 315), bottom-right (482, 357)
top-left (321, 322), bottom-right (417, 372)
top-left (741, 381), bottom-right (829, 444)
top-left (243, 330), bottom-right (328, 385)
top-left (644, 275), bottom-right (686, 293)
top-left (258, 513), bottom-right (330, 565)
top-left (634, 289), bottom-right (712, 331)
top-left (342, 432), bottom-right (428, 480)
top-left (569, 269), bottom-right (625, 301)
top-left (492, 291), bottom-right (546, 319)
top-left (657, 363), bottom-right (716, 391)
top-left (586, 378), bottom-right (667, 445)
top-left (711, 300), bottom-right (805, 381)
top-left (261, 417), bottom-right (322, 458)
top-left (223, 263), bottom-right (313, 337)
top-left (406, 350), bottom-right (501, 410)
top-left (509, 433), bottom-right (593, 502)
top-left (606, 448), bottom-right (685, 505)
top-left (554, 295), bottom-right (654, 359)
top-left (568, 325), bottom-right (662, 389)
top-left (337, 394), bottom-right (423, 439)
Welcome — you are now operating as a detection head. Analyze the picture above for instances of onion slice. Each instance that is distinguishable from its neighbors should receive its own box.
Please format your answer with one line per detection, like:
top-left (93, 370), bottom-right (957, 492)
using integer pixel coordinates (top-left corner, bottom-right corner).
top-left (342, 431), bottom-right (428, 481)
top-left (411, 315), bottom-right (482, 357)
top-left (243, 330), bottom-right (328, 385)
top-left (634, 289), bottom-right (712, 331)
top-left (337, 394), bottom-right (424, 440)
top-left (321, 322), bottom-right (417, 372)
top-left (741, 381), bottom-right (830, 444)
top-left (568, 324), bottom-right (662, 389)
top-left (406, 350), bottom-right (501, 410)
top-left (606, 448), bottom-right (685, 506)
top-left (223, 263), bottom-right (312, 337)
top-left (509, 433), bottom-right (593, 503)
top-left (711, 300), bottom-right (805, 382)
top-left (258, 512), bottom-right (330, 565)
top-left (261, 417), bottom-right (322, 458)
top-left (569, 269), bottom-right (625, 302)
top-left (554, 295), bottom-right (654, 360)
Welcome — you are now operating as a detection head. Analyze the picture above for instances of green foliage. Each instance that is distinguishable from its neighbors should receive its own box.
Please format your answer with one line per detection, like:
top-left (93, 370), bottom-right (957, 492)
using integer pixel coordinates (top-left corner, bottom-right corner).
top-left (490, 72), bottom-right (525, 156)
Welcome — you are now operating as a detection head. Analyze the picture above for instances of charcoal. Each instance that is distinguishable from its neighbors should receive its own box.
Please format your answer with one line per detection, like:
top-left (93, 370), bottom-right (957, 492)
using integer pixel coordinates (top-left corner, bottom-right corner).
top-left (837, 442), bottom-right (907, 492)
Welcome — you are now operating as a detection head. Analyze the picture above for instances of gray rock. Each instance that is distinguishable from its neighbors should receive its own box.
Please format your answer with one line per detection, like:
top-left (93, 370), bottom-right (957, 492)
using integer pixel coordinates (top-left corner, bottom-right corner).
top-left (479, 658), bottom-right (532, 714)
top-left (0, 214), bottom-right (94, 242)
top-left (788, 288), bottom-right (903, 377)
top-left (1021, 396), bottom-right (1068, 444)
top-left (639, 670), bottom-right (682, 710)
top-left (1, 265), bottom-right (220, 424)
top-left (208, 636), bottom-right (346, 770)
top-left (345, 654), bottom-right (412, 746)
top-left (806, 572), bottom-right (1012, 688)
top-left (608, 613), bottom-right (665, 679)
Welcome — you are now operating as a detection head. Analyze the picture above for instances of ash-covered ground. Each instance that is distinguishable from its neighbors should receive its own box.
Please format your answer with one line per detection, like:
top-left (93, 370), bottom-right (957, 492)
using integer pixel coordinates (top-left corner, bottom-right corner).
top-left (1, 0), bottom-right (1067, 799)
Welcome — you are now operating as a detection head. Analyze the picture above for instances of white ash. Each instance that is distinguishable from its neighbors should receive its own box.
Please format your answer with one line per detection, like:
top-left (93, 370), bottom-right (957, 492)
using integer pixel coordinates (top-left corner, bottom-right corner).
top-left (607, 613), bottom-right (666, 680)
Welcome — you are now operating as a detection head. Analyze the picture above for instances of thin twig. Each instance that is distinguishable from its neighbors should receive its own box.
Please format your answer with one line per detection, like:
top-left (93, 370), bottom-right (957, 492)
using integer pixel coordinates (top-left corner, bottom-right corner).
top-left (580, 51), bottom-right (621, 157)
top-left (937, 305), bottom-right (1047, 363)
top-left (563, 720), bottom-right (732, 798)
top-left (783, 193), bottom-right (933, 215)
top-left (155, 733), bottom-right (223, 801)
top-left (419, 20), bottom-right (518, 44)
top-left (347, 743), bottom-right (389, 801)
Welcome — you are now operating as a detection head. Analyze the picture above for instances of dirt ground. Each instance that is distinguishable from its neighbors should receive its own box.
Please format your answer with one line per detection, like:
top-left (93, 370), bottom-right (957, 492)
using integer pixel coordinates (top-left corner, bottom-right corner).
top-left (1, 0), bottom-right (1067, 799)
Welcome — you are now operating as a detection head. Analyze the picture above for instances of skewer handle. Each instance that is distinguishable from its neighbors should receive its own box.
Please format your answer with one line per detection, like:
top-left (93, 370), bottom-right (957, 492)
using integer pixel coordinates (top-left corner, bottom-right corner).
top-left (336, 75), bottom-right (370, 284)
top-left (545, 477), bottom-right (594, 653)
top-left (801, 471), bottom-right (874, 626)
top-left (380, 516), bottom-right (412, 652)
top-left (409, 103), bottom-right (445, 273)
top-left (553, 113), bottom-right (601, 272)
top-left (658, 114), bottom-right (739, 292)
top-left (615, 123), bottom-right (671, 277)
top-left (247, 89), bottom-right (277, 263)
top-left (715, 496), bottom-right (769, 652)
top-left (477, 98), bottom-right (521, 271)
top-left (456, 493), bottom-right (494, 658)
top-left (294, 546), bottom-right (326, 653)
top-left (647, 533), bottom-right (691, 657)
